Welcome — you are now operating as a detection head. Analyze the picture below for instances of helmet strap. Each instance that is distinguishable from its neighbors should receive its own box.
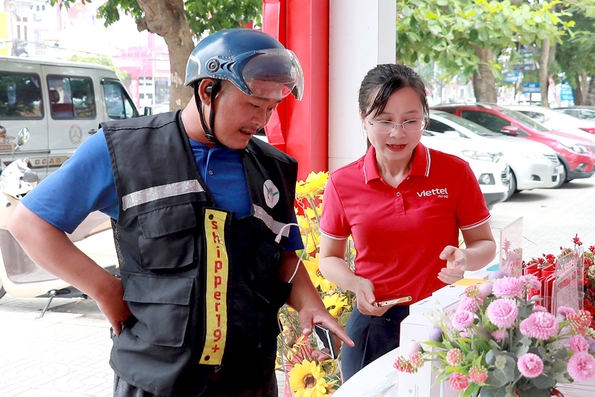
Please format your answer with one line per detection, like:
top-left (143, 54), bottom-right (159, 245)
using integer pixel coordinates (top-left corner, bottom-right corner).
top-left (194, 80), bottom-right (221, 144)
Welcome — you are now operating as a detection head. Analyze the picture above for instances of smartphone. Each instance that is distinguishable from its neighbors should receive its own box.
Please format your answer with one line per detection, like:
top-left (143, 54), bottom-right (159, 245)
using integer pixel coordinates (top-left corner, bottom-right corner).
top-left (313, 324), bottom-right (338, 359)
top-left (373, 295), bottom-right (412, 307)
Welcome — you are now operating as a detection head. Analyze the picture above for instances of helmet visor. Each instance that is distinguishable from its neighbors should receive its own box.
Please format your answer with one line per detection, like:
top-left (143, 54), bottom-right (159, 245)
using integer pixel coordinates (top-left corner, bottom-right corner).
top-left (241, 49), bottom-right (304, 101)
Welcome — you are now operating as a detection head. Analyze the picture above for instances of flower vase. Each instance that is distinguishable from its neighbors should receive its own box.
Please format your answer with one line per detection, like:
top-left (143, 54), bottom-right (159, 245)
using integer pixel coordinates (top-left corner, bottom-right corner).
top-left (549, 388), bottom-right (564, 397)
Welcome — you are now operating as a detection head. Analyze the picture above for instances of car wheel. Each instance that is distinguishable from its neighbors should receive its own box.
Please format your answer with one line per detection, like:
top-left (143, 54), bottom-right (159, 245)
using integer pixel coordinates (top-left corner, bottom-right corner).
top-left (554, 163), bottom-right (567, 188)
top-left (505, 171), bottom-right (517, 200)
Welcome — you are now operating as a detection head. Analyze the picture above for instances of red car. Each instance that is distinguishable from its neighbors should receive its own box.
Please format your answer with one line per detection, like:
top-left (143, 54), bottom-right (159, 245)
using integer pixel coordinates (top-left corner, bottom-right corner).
top-left (432, 103), bottom-right (595, 184)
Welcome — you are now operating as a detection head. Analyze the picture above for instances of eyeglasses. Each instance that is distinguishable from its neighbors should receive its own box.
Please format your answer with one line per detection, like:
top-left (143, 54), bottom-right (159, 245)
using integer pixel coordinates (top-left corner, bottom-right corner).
top-left (365, 118), bottom-right (427, 134)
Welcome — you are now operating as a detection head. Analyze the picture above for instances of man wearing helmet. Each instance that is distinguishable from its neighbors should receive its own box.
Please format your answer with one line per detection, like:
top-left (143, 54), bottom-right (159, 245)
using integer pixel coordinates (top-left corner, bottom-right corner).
top-left (8, 29), bottom-right (353, 397)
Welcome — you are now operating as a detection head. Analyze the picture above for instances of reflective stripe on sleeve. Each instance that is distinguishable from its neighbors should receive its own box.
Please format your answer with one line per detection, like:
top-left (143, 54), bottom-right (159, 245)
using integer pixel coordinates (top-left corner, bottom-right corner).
top-left (121, 180), bottom-right (205, 211)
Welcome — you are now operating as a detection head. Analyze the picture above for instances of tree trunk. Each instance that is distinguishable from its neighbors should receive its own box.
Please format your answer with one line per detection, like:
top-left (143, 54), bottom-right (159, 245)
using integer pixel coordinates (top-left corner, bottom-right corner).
top-left (135, 0), bottom-right (195, 111)
top-left (587, 76), bottom-right (595, 106)
top-left (538, 38), bottom-right (550, 108)
top-left (573, 75), bottom-right (584, 105)
top-left (472, 47), bottom-right (497, 103)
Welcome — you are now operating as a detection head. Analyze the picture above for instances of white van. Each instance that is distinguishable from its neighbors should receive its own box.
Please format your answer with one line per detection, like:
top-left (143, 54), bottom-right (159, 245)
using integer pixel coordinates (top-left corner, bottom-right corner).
top-left (0, 56), bottom-right (144, 179)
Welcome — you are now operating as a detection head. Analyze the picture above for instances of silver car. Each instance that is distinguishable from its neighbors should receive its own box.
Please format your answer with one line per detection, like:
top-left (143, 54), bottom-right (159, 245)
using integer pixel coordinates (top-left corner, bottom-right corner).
top-left (428, 110), bottom-right (564, 199)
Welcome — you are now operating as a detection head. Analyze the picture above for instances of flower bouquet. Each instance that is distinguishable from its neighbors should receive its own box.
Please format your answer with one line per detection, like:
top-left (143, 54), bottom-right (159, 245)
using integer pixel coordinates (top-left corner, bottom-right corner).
top-left (394, 273), bottom-right (595, 397)
top-left (276, 171), bottom-right (354, 396)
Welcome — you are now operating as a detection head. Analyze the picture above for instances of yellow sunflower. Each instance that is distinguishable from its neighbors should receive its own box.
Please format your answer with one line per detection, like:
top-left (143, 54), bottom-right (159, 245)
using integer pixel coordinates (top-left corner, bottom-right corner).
top-left (305, 171), bottom-right (329, 193)
top-left (289, 359), bottom-right (329, 397)
top-left (323, 294), bottom-right (349, 317)
top-left (302, 257), bottom-right (320, 280)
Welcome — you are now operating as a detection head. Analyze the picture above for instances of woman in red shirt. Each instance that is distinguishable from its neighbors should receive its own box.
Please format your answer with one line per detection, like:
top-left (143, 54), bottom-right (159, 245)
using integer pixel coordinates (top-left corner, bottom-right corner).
top-left (318, 63), bottom-right (496, 381)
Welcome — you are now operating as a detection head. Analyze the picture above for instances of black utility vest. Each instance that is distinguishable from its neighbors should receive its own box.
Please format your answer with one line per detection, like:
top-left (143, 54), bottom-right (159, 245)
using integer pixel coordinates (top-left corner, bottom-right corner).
top-left (102, 111), bottom-right (298, 396)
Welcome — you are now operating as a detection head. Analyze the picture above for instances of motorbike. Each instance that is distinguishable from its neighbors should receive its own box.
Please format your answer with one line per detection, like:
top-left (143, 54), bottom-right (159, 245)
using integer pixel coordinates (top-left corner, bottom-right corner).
top-left (0, 128), bottom-right (119, 317)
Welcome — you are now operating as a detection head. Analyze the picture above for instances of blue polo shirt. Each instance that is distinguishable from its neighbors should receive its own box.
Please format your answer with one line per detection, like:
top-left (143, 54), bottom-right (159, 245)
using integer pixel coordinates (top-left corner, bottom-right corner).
top-left (22, 130), bottom-right (303, 250)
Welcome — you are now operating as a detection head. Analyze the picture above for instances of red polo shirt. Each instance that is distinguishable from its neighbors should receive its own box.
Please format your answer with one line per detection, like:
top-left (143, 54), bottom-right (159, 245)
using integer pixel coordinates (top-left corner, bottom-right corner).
top-left (320, 143), bottom-right (490, 303)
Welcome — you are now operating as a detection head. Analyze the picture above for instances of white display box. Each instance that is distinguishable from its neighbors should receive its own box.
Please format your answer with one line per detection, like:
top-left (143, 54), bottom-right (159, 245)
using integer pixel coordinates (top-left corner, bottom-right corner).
top-left (398, 311), bottom-right (458, 397)
top-left (409, 295), bottom-right (461, 316)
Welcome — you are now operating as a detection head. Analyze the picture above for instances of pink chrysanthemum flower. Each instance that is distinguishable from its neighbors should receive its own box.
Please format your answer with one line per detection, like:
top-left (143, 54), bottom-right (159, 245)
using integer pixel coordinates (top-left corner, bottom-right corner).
top-left (459, 296), bottom-right (481, 313)
top-left (533, 305), bottom-right (548, 312)
top-left (446, 348), bottom-right (463, 366)
top-left (468, 366), bottom-right (488, 384)
top-left (569, 335), bottom-right (590, 353)
top-left (448, 373), bottom-right (469, 390)
top-left (451, 310), bottom-right (475, 330)
top-left (520, 312), bottom-right (558, 340)
top-left (486, 299), bottom-right (519, 329)
top-left (520, 274), bottom-right (540, 290)
top-left (568, 352), bottom-right (595, 382)
top-left (491, 330), bottom-right (508, 342)
top-left (459, 331), bottom-right (469, 338)
top-left (517, 353), bottom-right (544, 378)
top-left (492, 276), bottom-right (524, 298)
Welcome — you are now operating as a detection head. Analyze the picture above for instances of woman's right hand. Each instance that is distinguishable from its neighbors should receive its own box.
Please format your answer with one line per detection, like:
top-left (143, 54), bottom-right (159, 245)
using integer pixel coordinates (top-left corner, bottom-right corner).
top-left (352, 277), bottom-right (381, 315)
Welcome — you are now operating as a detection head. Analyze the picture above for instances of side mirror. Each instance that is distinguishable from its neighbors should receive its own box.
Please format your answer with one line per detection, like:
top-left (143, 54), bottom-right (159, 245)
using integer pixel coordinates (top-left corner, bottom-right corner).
top-left (500, 125), bottom-right (519, 136)
top-left (13, 127), bottom-right (30, 154)
top-left (143, 106), bottom-right (153, 116)
top-left (443, 130), bottom-right (461, 138)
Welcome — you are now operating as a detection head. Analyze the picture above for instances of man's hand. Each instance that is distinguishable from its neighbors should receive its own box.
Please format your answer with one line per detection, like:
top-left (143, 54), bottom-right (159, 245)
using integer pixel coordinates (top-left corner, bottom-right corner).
top-left (297, 306), bottom-right (354, 361)
top-left (94, 276), bottom-right (132, 334)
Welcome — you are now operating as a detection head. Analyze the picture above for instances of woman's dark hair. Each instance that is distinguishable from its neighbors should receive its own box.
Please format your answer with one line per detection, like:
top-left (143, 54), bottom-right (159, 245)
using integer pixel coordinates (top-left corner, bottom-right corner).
top-left (358, 63), bottom-right (429, 120)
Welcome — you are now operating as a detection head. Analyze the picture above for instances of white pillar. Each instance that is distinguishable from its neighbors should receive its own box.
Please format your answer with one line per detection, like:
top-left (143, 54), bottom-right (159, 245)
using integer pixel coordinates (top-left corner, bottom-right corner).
top-left (328, 0), bottom-right (396, 170)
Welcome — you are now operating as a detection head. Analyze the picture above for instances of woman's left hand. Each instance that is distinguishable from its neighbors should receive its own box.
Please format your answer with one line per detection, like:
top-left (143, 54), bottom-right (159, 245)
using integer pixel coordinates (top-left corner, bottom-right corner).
top-left (438, 245), bottom-right (467, 284)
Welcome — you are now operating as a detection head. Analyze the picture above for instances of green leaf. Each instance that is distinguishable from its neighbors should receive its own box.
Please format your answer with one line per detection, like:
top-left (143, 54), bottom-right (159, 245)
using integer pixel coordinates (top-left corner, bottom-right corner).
top-left (530, 374), bottom-right (556, 389)
top-left (481, 386), bottom-right (508, 397)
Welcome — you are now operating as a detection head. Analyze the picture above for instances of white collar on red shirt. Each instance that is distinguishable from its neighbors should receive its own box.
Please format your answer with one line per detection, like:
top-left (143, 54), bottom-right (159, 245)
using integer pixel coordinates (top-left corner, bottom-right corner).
top-left (363, 143), bottom-right (431, 184)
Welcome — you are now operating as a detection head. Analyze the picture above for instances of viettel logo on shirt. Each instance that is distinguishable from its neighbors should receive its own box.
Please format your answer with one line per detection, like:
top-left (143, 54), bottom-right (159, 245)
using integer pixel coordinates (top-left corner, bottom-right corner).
top-left (417, 188), bottom-right (449, 199)
top-left (263, 179), bottom-right (280, 208)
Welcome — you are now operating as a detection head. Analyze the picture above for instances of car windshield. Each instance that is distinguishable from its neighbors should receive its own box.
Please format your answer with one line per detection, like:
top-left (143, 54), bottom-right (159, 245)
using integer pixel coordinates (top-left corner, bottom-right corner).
top-left (501, 108), bottom-right (551, 131)
top-left (437, 112), bottom-right (500, 137)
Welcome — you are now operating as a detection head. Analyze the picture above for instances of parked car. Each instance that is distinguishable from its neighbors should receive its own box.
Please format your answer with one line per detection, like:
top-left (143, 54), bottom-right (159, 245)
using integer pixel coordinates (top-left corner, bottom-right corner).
top-left (427, 110), bottom-right (563, 198)
top-left (431, 103), bottom-right (595, 184)
top-left (554, 106), bottom-right (595, 123)
top-left (0, 56), bottom-right (143, 179)
top-left (420, 131), bottom-right (510, 209)
top-left (504, 104), bottom-right (595, 136)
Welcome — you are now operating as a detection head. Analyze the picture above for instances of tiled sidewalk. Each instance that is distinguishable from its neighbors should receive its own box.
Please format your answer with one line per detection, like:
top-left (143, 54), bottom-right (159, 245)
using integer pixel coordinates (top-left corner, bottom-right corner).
top-left (0, 296), bottom-right (289, 396)
top-left (0, 297), bottom-right (113, 397)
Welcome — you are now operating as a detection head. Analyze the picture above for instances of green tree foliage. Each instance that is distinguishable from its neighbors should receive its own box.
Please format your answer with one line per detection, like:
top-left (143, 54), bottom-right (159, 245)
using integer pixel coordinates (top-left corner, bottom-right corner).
top-left (94, 0), bottom-right (261, 37)
top-left (396, 0), bottom-right (573, 102)
top-left (68, 54), bottom-right (129, 81)
top-left (49, 0), bottom-right (263, 110)
top-left (556, 1), bottom-right (595, 104)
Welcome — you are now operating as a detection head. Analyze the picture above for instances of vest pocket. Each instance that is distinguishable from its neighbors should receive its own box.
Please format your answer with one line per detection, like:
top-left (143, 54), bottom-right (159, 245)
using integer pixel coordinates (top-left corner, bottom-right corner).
top-left (137, 203), bottom-right (197, 270)
top-left (123, 274), bottom-right (193, 347)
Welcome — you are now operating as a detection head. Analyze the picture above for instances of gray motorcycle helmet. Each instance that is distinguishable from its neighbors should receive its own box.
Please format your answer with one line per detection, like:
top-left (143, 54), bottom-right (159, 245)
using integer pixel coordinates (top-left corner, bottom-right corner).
top-left (185, 28), bottom-right (304, 101)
